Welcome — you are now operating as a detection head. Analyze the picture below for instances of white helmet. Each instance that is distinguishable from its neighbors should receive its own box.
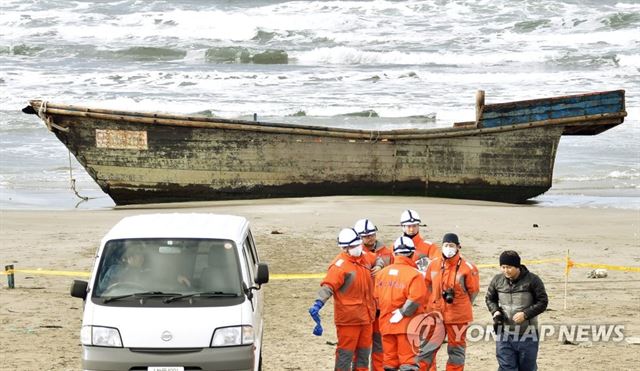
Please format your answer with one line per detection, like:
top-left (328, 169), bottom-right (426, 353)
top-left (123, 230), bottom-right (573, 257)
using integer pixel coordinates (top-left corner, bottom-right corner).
top-left (393, 236), bottom-right (415, 255)
top-left (337, 228), bottom-right (362, 248)
top-left (354, 218), bottom-right (378, 237)
top-left (400, 209), bottom-right (421, 226)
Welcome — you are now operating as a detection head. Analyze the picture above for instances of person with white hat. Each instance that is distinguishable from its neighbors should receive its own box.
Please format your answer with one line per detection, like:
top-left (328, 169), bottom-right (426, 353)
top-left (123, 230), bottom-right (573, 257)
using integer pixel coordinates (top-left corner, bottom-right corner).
top-left (400, 209), bottom-right (439, 268)
top-left (354, 218), bottom-right (393, 371)
top-left (309, 228), bottom-right (377, 371)
top-left (354, 218), bottom-right (393, 272)
top-left (374, 236), bottom-right (428, 370)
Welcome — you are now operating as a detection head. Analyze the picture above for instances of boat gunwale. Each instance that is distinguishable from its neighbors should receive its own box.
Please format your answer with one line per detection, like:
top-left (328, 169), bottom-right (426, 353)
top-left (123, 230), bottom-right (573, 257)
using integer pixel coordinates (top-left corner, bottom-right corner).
top-left (29, 100), bottom-right (627, 141)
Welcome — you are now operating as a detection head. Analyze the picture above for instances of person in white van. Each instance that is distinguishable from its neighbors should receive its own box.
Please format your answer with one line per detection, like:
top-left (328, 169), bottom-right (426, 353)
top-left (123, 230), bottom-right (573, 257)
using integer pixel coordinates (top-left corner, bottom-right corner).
top-left (98, 244), bottom-right (147, 290)
top-left (97, 242), bottom-right (191, 294)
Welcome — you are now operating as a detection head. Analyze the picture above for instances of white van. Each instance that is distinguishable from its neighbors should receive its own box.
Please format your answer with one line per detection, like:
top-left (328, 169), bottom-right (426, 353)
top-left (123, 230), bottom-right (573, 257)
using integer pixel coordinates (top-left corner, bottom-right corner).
top-left (70, 213), bottom-right (269, 371)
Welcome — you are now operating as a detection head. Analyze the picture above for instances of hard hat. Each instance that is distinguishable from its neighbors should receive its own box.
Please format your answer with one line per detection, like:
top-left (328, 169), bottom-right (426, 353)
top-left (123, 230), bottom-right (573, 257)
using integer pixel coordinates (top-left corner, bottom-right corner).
top-left (393, 236), bottom-right (415, 255)
top-left (337, 228), bottom-right (362, 248)
top-left (400, 209), bottom-right (421, 226)
top-left (354, 218), bottom-right (378, 236)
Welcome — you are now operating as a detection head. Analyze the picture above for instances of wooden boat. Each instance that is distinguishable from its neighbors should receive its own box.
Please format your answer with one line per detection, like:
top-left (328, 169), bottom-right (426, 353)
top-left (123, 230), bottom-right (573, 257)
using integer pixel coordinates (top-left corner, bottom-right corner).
top-left (23, 90), bottom-right (626, 205)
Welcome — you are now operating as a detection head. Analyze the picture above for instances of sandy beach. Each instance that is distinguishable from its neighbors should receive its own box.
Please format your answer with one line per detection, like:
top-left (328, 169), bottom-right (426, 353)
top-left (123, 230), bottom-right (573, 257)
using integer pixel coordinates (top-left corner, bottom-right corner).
top-left (1, 196), bottom-right (639, 370)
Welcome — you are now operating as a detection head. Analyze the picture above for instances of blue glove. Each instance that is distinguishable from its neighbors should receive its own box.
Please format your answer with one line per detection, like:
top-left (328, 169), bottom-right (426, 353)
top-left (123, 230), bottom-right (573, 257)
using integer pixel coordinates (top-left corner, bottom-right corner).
top-left (309, 300), bottom-right (324, 336)
top-left (309, 299), bottom-right (324, 317)
top-left (313, 322), bottom-right (323, 336)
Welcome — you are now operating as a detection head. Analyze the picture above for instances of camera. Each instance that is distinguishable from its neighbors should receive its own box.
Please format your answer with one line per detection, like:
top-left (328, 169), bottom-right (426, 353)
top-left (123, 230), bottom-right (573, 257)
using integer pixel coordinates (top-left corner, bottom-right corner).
top-left (442, 288), bottom-right (455, 304)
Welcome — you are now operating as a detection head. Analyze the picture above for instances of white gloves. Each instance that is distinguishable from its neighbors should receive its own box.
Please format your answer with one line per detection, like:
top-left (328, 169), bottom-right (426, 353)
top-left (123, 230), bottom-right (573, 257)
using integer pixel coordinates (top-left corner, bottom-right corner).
top-left (390, 308), bottom-right (403, 323)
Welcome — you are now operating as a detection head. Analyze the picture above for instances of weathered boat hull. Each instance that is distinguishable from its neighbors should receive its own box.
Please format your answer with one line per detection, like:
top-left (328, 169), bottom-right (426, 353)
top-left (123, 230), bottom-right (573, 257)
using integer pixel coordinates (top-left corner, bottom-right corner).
top-left (98, 127), bottom-right (560, 205)
top-left (24, 90), bottom-right (625, 205)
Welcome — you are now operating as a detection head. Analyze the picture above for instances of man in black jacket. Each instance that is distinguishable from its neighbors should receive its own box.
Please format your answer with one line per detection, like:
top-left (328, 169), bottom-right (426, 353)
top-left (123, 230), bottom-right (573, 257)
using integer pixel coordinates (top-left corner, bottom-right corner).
top-left (485, 250), bottom-right (548, 371)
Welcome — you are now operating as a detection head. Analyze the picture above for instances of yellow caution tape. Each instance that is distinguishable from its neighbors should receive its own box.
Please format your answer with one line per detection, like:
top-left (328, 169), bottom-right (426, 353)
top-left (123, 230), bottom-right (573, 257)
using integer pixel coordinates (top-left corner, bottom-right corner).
top-left (1, 258), bottom-right (637, 279)
top-left (566, 261), bottom-right (640, 273)
top-left (1, 268), bottom-right (90, 278)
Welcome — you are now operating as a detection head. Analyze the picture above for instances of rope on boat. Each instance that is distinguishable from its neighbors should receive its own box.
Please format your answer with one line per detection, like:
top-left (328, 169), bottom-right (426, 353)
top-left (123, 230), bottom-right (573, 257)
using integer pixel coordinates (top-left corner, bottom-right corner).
top-left (37, 100), bottom-right (68, 132)
top-left (37, 101), bottom-right (50, 130)
top-left (36, 101), bottom-right (91, 204)
top-left (68, 150), bottom-right (90, 203)
top-left (37, 100), bottom-right (46, 116)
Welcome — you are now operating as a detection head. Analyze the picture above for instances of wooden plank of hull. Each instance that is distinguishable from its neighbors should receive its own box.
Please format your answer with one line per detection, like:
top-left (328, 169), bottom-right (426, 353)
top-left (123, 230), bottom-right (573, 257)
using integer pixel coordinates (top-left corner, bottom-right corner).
top-left (50, 113), bottom-right (562, 205)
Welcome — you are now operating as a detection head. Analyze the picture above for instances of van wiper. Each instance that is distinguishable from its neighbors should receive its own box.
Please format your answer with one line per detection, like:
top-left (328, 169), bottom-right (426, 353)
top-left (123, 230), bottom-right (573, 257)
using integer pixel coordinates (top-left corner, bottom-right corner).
top-left (163, 291), bottom-right (240, 303)
top-left (103, 291), bottom-right (177, 303)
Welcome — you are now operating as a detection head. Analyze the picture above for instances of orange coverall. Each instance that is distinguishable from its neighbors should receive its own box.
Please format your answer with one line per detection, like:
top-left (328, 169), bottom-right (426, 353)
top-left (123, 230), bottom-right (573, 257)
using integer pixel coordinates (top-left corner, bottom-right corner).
top-left (374, 255), bottom-right (427, 370)
top-left (422, 254), bottom-right (479, 371)
top-left (412, 234), bottom-right (439, 262)
top-left (369, 241), bottom-right (393, 371)
top-left (320, 250), bottom-right (377, 371)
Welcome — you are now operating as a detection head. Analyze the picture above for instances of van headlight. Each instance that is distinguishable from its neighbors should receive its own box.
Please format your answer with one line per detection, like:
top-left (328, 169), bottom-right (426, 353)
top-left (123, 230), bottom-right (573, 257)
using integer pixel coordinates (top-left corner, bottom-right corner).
top-left (211, 325), bottom-right (254, 347)
top-left (81, 325), bottom-right (123, 347)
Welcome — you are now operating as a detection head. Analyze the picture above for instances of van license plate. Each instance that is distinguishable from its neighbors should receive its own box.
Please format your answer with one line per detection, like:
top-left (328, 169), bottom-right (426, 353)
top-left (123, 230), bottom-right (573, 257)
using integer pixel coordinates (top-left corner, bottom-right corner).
top-left (148, 368), bottom-right (184, 371)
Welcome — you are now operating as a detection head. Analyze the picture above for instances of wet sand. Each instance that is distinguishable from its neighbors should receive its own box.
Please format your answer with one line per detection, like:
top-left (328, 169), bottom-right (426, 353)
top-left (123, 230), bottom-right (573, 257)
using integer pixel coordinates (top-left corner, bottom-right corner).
top-left (1, 196), bottom-right (639, 370)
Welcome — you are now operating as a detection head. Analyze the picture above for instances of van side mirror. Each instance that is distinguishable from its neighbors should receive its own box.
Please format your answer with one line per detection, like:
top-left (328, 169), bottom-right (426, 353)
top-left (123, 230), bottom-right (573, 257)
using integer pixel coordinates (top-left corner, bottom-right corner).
top-left (244, 263), bottom-right (269, 301)
top-left (255, 263), bottom-right (269, 285)
top-left (70, 280), bottom-right (88, 299)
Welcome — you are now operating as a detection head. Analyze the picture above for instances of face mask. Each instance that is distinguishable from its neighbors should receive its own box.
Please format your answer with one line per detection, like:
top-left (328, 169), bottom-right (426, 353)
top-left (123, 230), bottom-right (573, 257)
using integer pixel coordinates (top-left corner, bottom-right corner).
top-left (348, 245), bottom-right (363, 257)
top-left (442, 246), bottom-right (458, 259)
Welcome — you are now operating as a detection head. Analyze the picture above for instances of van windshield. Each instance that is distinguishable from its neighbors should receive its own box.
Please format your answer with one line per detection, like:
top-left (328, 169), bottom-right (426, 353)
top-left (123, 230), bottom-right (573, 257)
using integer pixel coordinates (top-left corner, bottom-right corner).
top-left (94, 238), bottom-right (243, 300)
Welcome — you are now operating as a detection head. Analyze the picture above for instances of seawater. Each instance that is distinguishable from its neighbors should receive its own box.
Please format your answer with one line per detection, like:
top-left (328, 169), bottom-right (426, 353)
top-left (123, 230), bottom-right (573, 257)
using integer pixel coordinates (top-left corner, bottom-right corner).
top-left (0, 0), bottom-right (638, 210)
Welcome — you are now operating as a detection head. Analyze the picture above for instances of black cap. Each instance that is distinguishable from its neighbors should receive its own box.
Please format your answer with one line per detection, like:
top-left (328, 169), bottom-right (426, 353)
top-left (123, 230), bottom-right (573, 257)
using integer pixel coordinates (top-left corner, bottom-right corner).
top-left (442, 233), bottom-right (460, 245)
top-left (499, 250), bottom-right (521, 267)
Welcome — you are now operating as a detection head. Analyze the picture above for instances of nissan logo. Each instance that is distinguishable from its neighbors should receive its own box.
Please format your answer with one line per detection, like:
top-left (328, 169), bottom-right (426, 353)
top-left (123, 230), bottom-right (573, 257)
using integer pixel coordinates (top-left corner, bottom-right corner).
top-left (161, 330), bottom-right (173, 342)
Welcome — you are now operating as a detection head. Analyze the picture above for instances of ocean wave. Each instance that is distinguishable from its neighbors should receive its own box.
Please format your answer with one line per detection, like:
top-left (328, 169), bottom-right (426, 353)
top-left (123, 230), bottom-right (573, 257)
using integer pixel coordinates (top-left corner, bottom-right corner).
top-left (0, 42), bottom-right (292, 64)
top-left (1, 1), bottom-right (637, 48)
top-left (600, 11), bottom-right (640, 30)
top-left (0, 43), bottom-right (190, 61)
top-left (5, 40), bottom-right (635, 71)
top-left (551, 52), bottom-right (622, 68)
top-left (0, 43), bottom-right (44, 56)
top-left (534, 194), bottom-right (640, 210)
top-left (294, 46), bottom-right (564, 66)
top-left (252, 29), bottom-right (277, 44)
top-left (556, 169), bottom-right (639, 182)
top-left (205, 47), bottom-right (288, 64)
top-left (204, 46), bottom-right (250, 63)
top-left (109, 46), bottom-right (186, 61)
top-left (512, 19), bottom-right (552, 33)
top-left (608, 170), bottom-right (640, 179)
top-left (338, 110), bottom-right (379, 118)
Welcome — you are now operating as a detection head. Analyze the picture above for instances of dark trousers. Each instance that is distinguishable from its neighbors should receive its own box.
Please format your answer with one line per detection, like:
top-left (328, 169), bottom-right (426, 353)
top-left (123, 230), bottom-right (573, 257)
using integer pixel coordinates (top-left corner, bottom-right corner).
top-left (496, 333), bottom-right (538, 371)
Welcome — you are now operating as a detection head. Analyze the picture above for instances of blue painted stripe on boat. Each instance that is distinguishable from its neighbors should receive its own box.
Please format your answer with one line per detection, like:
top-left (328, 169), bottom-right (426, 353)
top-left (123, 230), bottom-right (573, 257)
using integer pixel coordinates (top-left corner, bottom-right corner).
top-left (481, 104), bottom-right (623, 127)
top-left (485, 90), bottom-right (623, 111)
top-left (480, 91), bottom-right (624, 128)
top-left (483, 94), bottom-right (623, 116)
top-left (482, 96), bottom-right (624, 119)
top-left (482, 102), bottom-right (623, 122)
